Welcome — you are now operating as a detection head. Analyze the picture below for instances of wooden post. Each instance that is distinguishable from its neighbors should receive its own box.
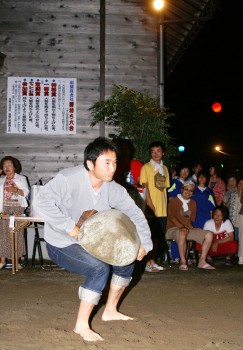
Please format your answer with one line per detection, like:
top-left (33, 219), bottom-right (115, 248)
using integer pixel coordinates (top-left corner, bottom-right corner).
top-left (10, 227), bottom-right (15, 274)
top-left (15, 227), bottom-right (19, 271)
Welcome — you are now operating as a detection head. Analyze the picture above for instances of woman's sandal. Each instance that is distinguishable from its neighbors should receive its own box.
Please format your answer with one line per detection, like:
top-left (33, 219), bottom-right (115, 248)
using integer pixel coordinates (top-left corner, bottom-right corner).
top-left (145, 265), bottom-right (160, 273)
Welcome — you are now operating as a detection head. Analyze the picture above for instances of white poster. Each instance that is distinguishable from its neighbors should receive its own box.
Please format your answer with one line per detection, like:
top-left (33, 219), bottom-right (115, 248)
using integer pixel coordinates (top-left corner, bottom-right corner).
top-left (7, 77), bottom-right (76, 134)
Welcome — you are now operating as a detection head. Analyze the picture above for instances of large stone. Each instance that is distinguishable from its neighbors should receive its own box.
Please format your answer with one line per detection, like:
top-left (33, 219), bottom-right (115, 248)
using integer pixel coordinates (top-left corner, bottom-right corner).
top-left (78, 209), bottom-right (140, 266)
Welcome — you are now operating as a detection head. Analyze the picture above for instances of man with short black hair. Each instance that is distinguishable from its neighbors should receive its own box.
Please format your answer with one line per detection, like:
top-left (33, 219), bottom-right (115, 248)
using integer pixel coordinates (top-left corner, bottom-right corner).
top-left (166, 180), bottom-right (215, 271)
top-left (140, 141), bottom-right (170, 272)
top-left (34, 137), bottom-right (152, 342)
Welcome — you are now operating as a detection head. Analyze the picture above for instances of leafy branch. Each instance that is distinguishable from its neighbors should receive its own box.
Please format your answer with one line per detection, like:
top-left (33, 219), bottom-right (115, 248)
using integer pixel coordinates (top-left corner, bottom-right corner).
top-left (89, 84), bottom-right (179, 166)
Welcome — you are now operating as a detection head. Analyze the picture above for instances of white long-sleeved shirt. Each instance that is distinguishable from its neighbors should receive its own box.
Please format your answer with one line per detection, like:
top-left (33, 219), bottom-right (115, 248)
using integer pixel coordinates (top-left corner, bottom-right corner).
top-left (34, 165), bottom-right (152, 253)
top-left (0, 173), bottom-right (29, 211)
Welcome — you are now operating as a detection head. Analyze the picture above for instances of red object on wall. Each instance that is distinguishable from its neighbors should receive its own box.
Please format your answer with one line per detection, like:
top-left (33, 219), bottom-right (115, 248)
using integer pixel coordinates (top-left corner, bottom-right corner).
top-left (212, 102), bottom-right (222, 113)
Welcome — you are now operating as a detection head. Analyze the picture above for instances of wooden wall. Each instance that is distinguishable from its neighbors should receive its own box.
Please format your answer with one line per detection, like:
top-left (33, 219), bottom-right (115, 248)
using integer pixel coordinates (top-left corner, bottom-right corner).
top-left (0, 0), bottom-right (158, 185)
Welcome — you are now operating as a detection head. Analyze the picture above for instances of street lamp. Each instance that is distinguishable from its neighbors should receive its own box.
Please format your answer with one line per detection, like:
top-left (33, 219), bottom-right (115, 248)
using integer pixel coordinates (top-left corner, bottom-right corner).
top-left (152, 1), bottom-right (211, 110)
top-left (153, 0), bottom-right (164, 11)
top-left (214, 145), bottom-right (230, 156)
top-left (178, 145), bottom-right (185, 153)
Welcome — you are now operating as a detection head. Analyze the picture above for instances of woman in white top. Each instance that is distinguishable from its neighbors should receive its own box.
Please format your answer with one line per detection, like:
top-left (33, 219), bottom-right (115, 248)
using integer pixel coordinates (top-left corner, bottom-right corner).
top-left (0, 156), bottom-right (29, 269)
top-left (203, 205), bottom-right (238, 266)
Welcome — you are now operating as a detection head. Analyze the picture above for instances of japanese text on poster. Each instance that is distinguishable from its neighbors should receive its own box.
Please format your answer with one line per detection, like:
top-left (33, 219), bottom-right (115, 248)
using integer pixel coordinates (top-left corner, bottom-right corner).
top-left (7, 77), bottom-right (76, 134)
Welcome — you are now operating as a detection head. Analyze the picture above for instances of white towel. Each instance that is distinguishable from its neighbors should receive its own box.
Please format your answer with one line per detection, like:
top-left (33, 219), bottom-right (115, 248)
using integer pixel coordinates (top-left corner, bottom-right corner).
top-left (177, 194), bottom-right (190, 211)
top-left (150, 159), bottom-right (165, 176)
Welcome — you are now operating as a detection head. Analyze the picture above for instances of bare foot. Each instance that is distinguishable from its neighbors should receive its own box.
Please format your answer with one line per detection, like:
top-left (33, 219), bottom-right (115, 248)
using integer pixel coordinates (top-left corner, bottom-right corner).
top-left (73, 327), bottom-right (104, 342)
top-left (102, 310), bottom-right (133, 321)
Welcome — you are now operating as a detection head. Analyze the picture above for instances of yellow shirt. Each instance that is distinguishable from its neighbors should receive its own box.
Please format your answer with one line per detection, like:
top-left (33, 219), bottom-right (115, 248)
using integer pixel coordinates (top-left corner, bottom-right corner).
top-left (140, 162), bottom-right (170, 217)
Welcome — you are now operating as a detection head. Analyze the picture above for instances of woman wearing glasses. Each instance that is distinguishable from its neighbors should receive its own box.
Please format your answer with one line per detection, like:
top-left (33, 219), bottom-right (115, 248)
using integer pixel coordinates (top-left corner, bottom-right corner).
top-left (166, 180), bottom-right (215, 271)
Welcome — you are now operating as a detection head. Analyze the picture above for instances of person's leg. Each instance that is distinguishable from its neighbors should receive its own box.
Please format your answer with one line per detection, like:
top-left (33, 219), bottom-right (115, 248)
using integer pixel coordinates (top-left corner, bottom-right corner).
top-left (102, 265), bottom-right (134, 321)
top-left (178, 228), bottom-right (188, 266)
top-left (146, 218), bottom-right (166, 270)
top-left (187, 229), bottom-right (215, 269)
top-left (47, 243), bottom-right (110, 341)
top-left (199, 231), bottom-right (213, 262)
top-left (47, 243), bottom-right (110, 291)
top-left (0, 206), bottom-right (18, 267)
top-left (0, 257), bottom-right (6, 269)
top-left (102, 284), bottom-right (131, 321)
top-left (74, 301), bottom-right (103, 341)
top-left (215, 241), bottom-right (238, 265)
top-left (147, 218), bottom-right (159, 262)
top-left (157, 216), bottom-right (167, 262)
top-left (165, 227), bottom-right (180, 265)
top-left (145, 218), bottom-right (160, 271)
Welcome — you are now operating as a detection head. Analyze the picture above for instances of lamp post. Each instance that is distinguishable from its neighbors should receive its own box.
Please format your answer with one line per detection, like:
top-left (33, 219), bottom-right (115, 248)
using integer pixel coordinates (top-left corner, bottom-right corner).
top-left (152, 0), bottom-right (165, 109)
top-left (159, 21), bottom-right (165, 109)
top-left (152, 0), bottom-right (212, 110)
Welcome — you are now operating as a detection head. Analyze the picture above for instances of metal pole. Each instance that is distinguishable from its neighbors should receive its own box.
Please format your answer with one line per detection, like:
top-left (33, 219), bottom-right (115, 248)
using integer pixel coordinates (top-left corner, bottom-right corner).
top-left (99, 0), bottom-right (105, 136)
top-left (159, 22), bottom-right (164, 109)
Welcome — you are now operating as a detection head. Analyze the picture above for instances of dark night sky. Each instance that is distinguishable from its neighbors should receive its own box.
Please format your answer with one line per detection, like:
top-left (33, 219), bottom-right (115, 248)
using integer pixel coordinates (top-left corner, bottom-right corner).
top-left (165, 0), bottom-right (243, 176)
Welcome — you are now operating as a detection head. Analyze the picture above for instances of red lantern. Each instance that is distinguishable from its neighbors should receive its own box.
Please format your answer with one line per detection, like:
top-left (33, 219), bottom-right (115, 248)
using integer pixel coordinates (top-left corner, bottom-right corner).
top-left (212, 102), bottom-right (222, 113)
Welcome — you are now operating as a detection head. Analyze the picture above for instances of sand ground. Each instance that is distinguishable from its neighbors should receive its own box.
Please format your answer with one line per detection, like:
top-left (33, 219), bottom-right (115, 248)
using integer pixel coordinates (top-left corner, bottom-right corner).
top-left (0, 259), bottom-right (243, 350)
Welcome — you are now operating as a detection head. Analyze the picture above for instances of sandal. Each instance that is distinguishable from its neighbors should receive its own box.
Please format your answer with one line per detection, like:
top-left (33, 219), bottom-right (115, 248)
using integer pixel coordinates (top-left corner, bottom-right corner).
top-left (179, 264), bottom-right (188, 271)
top-left (145, 265), bottom-right (160, 273)
top-left (152, 263), bottom-right (166, 271)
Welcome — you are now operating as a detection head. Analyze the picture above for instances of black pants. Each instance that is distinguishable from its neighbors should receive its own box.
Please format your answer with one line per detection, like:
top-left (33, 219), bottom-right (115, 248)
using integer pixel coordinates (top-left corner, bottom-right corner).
top-left (147, 216), bottom-right (167, 262)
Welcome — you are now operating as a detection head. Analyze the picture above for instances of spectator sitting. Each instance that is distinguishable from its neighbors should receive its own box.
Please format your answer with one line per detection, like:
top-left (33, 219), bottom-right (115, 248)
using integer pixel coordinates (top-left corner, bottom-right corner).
top-left (167, 165), bottom-right (191, 262)
top-left (196, 205), bottom-right (238, 266)
top-left (166, 180), bottom-right (215, 271)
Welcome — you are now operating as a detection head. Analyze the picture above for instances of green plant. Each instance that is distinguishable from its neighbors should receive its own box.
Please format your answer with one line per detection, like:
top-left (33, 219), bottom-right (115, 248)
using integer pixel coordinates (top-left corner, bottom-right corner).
top-left (89, 84), bottom-right (179, 167)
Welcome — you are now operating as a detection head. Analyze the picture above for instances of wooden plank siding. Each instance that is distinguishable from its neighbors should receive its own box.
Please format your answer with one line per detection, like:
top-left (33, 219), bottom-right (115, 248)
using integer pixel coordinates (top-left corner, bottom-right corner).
top-left (0, 0), bottom-right (158, 185)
